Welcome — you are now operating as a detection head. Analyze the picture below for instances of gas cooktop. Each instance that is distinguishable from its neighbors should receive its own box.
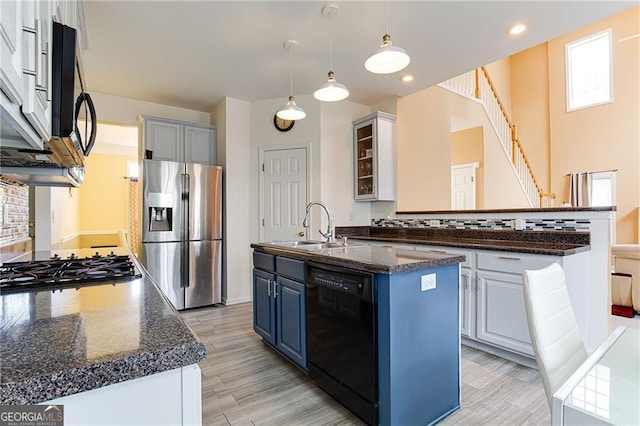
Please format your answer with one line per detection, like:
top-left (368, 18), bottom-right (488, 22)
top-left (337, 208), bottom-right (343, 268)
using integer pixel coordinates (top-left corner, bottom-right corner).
top-left (0, 251), bottom-right (142, 293)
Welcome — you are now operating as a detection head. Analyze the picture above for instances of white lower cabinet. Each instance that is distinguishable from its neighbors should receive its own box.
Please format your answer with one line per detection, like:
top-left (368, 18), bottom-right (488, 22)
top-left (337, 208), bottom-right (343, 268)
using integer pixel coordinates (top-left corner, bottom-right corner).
top-left (414, 243), bottom-right (588, 361)
top-left (460, 267), bottom-right (474, 339)
top-left (45, 364), bottom-right (202, 426)
top-left (476, 270), bottom-right (534, 356)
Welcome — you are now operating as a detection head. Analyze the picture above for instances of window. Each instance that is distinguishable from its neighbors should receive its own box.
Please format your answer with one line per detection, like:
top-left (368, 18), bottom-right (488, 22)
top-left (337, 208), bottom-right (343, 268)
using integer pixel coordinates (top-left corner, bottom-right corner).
top-left (590, 171), bottom-right (616, 207)
top-left (566, 29), bottom-right (613, 111)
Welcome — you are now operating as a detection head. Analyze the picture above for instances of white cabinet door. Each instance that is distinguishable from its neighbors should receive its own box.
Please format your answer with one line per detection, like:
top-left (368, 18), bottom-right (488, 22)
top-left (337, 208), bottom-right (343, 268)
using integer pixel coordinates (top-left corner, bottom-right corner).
top-left (460, 267), bottom-right (474, 339)
top-left (146, 119), bottom-right (184, 162)
top-left (0, 0), bottom-right (24, 104)
top-left (185, 124), bottom-right (215, 165)
top-left (476, 270), bottom-right (534, 356)
top-left (21, 0), bottom-right (52, 142)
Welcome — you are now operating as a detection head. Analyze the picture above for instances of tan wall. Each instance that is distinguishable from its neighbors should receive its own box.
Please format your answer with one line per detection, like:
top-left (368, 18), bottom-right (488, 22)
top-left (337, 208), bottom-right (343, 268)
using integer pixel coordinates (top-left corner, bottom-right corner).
top-left (397, 86), bottom-right (529, 211)
top-left (510, 43), bottom-right (551, 192)
top-left (485, 58), bottom-right (512, 115)
top-left (548, 7), bottom-right (639, 243)
top-left (78, 153), bottom-right (136, 233)
top-left (451, 126), bottom-right (485, 209)
top-left (397, 87), bottom-right (452, 211)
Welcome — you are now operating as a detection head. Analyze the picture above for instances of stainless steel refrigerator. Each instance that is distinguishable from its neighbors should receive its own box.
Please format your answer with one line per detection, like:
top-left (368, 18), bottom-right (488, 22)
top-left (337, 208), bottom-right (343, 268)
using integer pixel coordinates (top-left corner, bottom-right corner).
top-left (140, 159), bottom-right (222, 309)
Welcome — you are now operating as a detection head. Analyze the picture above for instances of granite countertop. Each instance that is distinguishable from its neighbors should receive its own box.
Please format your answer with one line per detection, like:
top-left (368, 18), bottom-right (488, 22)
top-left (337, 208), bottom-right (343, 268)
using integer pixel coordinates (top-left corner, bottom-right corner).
top-left (0, 248), bottom-right (207, 405)
top-left (251, 243), bottom-right (465, 274)
top-left (334, 227), bottom-right (591, 256)
top-left (395, 206), bottom-right (616, 214)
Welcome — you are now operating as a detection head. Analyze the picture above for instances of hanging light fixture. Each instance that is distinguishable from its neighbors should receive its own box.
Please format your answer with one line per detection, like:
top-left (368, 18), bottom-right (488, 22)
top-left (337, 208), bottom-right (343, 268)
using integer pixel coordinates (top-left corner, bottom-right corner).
top-left (364, 0), bottom-right (410, 74)
top-left (314, 4), bottom-right (349, 102)
top-left (277, 40), bottom-right (306, 120)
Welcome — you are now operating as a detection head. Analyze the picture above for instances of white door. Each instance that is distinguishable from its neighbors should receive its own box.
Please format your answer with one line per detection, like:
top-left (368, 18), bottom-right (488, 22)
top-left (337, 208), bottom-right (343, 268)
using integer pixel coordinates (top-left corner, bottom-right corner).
top-left (451, 162), bottom-right (478, 210)
top-left (262, 147), bottom-right (307, 242)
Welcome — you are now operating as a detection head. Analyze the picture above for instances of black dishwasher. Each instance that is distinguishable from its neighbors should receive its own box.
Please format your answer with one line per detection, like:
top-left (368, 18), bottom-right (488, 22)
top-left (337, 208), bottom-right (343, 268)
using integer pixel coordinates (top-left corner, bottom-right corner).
top-left (306, 262), bottom-right (377, 425)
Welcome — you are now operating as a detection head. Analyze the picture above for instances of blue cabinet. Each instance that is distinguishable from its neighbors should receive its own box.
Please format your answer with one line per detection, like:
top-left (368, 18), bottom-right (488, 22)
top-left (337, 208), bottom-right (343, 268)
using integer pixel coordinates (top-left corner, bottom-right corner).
top-left (276, 277), bottom-right (307, 367)
top-left (252, 251), bottom-right (307, 370)
top-left (253, 268), bottom-right (276, 345)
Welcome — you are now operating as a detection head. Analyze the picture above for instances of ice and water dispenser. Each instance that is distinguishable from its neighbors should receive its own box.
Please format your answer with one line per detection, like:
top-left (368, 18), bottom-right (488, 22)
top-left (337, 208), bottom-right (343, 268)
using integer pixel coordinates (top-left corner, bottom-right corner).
top-left (147, 193), bottom-right (173, 232)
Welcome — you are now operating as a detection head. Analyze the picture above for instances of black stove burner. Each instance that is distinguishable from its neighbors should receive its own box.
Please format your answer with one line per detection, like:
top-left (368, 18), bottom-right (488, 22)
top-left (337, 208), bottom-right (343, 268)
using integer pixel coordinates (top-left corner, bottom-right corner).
top-left (0, 253), bottom-right (142, 292)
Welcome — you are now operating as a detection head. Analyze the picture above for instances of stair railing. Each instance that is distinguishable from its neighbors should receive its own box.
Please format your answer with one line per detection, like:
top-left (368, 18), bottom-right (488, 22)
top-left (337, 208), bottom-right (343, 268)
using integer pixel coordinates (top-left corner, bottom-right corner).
top-left (439, 67), bottom-right (556, 207)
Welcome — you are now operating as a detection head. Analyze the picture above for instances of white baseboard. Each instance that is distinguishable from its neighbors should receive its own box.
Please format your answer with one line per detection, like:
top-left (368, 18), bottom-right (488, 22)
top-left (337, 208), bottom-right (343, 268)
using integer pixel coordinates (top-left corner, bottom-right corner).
top-left (222, 296), bottom-right (252, 305)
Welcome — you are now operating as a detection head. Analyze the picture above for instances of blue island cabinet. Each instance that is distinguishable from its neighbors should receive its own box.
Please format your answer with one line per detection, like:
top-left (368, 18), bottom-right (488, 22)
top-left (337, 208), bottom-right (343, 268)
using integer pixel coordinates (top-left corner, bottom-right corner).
top-left (377, 263), bottom-right (461, 426)
top-left (252, 251), bottom-right (307, 370)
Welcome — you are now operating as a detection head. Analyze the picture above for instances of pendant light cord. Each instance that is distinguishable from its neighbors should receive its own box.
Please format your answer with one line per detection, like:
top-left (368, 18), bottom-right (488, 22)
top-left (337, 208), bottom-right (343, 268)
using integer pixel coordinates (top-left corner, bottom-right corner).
top-left (329, 13), bottom-right (333, 72)
top-left (289, 46), bottom-right (293, 97)
top-left (384, 0), bottom-right (388, 35)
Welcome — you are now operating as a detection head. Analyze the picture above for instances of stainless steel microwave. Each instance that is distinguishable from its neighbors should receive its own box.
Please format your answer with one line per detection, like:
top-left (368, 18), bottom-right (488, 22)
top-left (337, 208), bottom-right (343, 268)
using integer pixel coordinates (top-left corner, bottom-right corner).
top-left (0, 22), bottom-right (97, 187)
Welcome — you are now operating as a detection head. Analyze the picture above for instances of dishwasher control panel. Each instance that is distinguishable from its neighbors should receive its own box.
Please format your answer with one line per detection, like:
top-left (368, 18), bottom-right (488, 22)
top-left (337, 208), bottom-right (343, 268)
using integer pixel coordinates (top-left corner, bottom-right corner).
top-left (307, 264), bottom-right (373, 301)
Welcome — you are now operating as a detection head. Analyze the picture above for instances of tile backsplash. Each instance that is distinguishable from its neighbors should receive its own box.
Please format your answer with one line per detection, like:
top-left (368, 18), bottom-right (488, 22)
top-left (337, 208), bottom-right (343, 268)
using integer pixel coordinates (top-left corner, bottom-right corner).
top-left (372, 217), bottom-right (590, 232)
top-left (0, 178), bottom-right (29, 244)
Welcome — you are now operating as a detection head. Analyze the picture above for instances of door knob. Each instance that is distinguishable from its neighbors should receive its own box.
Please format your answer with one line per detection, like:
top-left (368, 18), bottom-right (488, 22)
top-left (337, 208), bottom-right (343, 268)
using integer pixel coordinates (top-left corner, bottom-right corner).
top-left (298, 231), bottom-right (305, 237)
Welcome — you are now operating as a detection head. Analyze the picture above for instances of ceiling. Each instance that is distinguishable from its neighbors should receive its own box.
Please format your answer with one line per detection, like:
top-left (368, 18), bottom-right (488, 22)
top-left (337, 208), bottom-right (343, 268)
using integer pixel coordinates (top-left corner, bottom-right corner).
top-left (82, 1), bottom-right (636, 113)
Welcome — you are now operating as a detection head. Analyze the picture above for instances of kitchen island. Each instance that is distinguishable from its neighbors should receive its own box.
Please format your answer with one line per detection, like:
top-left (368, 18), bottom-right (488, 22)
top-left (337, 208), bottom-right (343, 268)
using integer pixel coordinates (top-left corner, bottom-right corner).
top-left (0, 248), bottom-right (206, 425)
top-left (251, 241), bottom-right (465, 425)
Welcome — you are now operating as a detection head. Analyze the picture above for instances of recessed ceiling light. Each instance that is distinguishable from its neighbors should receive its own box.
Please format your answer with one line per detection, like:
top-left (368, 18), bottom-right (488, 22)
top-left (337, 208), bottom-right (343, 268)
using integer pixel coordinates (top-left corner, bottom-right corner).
top-left (507, 23), bottom-right (527, 36)
top-left (401, 75), bottom-right (414, 82)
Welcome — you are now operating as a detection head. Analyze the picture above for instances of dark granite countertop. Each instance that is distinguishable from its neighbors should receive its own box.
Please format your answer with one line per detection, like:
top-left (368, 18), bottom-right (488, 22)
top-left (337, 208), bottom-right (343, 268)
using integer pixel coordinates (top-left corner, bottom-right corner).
top-left (251, 243), bottom-right (465, 274)
top-left (334, 227), bottom-right (590, 256)
top-left (0, 248), bottom-right (207, 405)
top-left (396, 206), bottom-right (615, 214)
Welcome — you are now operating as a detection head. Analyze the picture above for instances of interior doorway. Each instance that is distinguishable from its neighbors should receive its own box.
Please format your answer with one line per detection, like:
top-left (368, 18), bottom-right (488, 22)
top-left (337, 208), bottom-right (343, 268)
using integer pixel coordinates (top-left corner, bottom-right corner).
top-left (260, 147), bottom-right (308, 242)
top-left (451, 162), bottom-right (479, 210)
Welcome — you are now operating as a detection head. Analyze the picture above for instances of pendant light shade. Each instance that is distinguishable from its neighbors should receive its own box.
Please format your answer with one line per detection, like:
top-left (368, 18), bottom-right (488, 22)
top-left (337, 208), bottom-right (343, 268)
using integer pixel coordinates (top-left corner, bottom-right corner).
top-left (277, 40), bottom-right (306, 120)
top-left (365, 1), bottom-right (410, 74)
top-left (314, 71), bottom-right (349, 102)
top-left (365, 34), bottom-right (411, 74)
top-left (277, 95), bottom-right (306, 120)
top-left (314, 4), bottom-right (349, 102)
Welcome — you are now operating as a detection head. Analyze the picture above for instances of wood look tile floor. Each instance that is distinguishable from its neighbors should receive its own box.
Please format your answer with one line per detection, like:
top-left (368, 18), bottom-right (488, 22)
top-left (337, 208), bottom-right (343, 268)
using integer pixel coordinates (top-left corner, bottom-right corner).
top-left (181, 303), bottom-right (549, 425)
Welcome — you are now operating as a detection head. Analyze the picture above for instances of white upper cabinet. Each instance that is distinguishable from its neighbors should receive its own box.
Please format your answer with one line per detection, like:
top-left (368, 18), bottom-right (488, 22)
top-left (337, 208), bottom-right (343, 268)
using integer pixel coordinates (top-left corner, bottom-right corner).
top-left (353, 111), bottom-right (396, 201)
top-left (0, 0), bottom-right (24, 104)
top-left (184, 124), bottom-right (216, 165)
top-left (21, 0), bottom-right (53, 142)
top-left (139, 115), bottom-right (217, 165)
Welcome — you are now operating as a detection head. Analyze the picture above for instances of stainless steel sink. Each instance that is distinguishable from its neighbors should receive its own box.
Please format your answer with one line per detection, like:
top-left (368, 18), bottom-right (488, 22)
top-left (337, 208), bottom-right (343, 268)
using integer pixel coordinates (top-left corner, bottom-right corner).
top-left (267, 240), bottom-right (324, 247)
top-left (267, 240), bottom-right (366, 251)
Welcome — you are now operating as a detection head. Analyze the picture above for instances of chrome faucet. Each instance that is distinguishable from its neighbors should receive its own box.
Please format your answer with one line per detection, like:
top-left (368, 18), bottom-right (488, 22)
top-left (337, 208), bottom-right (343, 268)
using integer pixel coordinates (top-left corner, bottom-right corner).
top-left (302, 201), bottom-right (335, 243)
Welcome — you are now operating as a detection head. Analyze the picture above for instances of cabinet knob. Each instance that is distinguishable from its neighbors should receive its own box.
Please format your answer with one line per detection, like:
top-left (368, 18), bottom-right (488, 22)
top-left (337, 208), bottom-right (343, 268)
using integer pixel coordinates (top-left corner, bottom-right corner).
top-left (298, 231), bottom-right (305, 237)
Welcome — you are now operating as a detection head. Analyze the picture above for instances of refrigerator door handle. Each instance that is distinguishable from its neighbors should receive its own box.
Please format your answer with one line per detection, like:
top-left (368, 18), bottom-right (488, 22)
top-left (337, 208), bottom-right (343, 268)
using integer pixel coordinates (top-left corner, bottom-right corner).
top-left (180, 241), bottom-right (188, 288)
top-left (181, 173), bottom-right (190, 239)
top-left (181, 173), bottom-right (190, 289)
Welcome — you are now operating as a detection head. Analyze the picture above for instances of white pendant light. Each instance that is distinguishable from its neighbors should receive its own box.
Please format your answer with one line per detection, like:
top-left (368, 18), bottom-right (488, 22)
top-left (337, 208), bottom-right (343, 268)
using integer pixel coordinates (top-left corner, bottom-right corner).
top-left (364, 0), bottom-right (410, 74)
top-left (277, 40), bottom-right (306, 121)
top-left (314, 4), bottom-right (349, 102)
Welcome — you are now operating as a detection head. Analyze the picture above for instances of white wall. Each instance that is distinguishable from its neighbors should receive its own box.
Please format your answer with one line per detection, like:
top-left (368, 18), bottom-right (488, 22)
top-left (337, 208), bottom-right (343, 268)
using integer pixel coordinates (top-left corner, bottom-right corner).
top-left (320, 101), bottom-right (371, 228)
top-left (249, 94), bottom-right (323, 242)
top-left (49, 187), bottom-right (80, 249)
top-left (211, 97), bottom-right (252, 305)
top-left (90, 92), bottom-right (210, 126)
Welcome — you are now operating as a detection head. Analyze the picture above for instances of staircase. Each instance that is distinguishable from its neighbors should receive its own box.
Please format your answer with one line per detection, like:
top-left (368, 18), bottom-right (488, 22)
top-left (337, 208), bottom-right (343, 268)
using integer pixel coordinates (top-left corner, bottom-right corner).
top-left (438, 67), bottom-right (556, 208)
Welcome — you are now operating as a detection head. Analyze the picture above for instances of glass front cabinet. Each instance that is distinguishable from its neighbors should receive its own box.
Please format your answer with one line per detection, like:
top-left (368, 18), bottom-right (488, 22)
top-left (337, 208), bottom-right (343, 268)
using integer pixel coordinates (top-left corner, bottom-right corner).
top-left (353, 111), bottom-right (397, 201)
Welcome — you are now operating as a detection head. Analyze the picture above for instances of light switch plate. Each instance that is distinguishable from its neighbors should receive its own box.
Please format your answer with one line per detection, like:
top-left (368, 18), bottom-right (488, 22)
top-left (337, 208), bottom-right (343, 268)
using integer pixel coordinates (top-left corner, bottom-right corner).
top-left (421, 273), bottom-right (436, 291)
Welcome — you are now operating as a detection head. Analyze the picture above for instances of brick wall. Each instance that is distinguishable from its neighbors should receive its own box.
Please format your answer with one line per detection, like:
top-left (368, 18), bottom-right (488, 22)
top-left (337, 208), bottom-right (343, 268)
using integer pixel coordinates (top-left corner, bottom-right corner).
top-left (0, 178), bottom-right (29, 244)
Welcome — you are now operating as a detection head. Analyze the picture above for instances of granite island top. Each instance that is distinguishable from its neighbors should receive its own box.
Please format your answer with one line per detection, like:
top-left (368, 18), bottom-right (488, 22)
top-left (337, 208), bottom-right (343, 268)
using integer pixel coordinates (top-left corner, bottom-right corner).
top-left (334, 227), bottom-right (591, 256)
top-left (0, 248), bottom-right (207, 405)
top-left (251, 242), bottom-right (465, 274)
